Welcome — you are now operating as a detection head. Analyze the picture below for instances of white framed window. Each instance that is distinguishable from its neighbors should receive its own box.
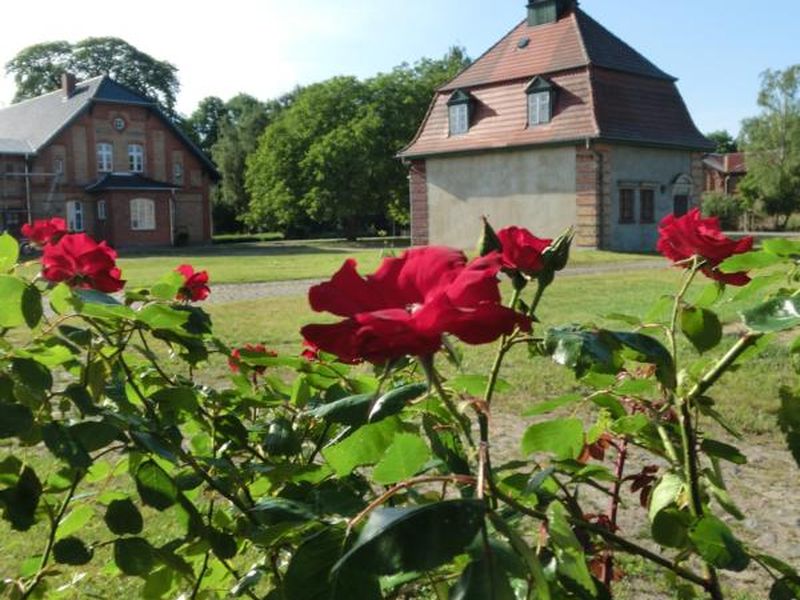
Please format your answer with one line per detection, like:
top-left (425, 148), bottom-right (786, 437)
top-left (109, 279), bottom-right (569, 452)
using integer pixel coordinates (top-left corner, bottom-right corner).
top-left (97, 200), bottom-right (107, 221)
top-left (448, 104), bottom-right (469, 136)
top-left (130, 198), bottom-right (155, 231)
top-left (67, 200), bottom-right (84, 231)
top-left (54, 158), bottom-right (64, 175)
top-left (173, 163), bottom-right (183, 185)
top-left (128, 144), bottom-right (144, 173)
top-left (96, 143), bottom-right (113, 172)
top-left (528, 91), bottom-right (551, 126)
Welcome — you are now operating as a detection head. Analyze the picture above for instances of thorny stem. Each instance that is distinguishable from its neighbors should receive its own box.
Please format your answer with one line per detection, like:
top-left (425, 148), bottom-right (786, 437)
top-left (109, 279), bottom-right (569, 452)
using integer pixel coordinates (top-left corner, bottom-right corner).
top-left (22, 473), bottom-right (83, 599)
top-left (669, 258), bottom-right (724, 600)
top-left (347, 475), bottom-right (477, 535)
top-left (602, 438), bottom-right (628, 589)
top-left (426, 364), bottom-right (475, 448)
top-left (488, 479), bottom-right (711, 591)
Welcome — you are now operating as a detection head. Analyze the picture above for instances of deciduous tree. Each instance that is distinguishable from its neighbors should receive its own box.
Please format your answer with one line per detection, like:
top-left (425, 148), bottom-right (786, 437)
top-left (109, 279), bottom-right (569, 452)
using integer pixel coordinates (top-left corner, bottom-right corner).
top-left (740, 65), bottom-right (800, 229)
top-left (6, 37), bottom-right (179, 114)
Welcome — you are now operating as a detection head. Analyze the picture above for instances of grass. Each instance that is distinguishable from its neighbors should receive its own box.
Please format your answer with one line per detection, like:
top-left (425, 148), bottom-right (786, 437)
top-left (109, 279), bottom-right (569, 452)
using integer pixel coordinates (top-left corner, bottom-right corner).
top-left (110, 244), bottom-right (656, 289)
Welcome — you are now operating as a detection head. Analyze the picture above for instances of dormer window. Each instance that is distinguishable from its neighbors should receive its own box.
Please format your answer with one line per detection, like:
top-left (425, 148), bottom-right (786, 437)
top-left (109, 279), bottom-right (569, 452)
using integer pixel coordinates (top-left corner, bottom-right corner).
top-left (447, 89), bottom-right (472, 136)
top-left (526, 76), bottom-right (556, 126)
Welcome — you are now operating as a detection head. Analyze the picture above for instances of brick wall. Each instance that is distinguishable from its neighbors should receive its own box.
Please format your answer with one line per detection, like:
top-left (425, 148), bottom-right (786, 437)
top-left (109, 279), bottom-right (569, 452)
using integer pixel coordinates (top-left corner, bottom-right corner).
top-left (409, 160), bottom-right (429, 246)
top-left (575, 145), bottom-right (611, 248)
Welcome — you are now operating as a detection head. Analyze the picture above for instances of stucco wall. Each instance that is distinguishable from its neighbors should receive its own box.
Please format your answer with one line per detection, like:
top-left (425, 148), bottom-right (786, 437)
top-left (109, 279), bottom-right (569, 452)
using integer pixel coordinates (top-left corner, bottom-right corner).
top-left (608, 146), bottom-right (697, 252)
top-left (426, 147), bottom-right (577, 248)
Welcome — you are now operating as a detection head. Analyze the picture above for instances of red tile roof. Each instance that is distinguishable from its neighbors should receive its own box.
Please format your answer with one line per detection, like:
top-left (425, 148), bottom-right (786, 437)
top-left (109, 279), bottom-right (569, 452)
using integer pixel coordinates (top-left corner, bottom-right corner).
top-left (703, 152), bottom-right (747, 174)
top-left (400, 7), bottom-right (711, 158)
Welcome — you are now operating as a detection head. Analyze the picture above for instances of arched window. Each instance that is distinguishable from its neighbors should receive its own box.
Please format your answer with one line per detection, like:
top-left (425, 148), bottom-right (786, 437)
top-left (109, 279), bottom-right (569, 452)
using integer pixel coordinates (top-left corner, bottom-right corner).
top-left (66, 200), bottom-right (84, 231)
top-left (130, 198), bottom-right (156, 231)
top-left (672, 174), bottom-right (693, 217)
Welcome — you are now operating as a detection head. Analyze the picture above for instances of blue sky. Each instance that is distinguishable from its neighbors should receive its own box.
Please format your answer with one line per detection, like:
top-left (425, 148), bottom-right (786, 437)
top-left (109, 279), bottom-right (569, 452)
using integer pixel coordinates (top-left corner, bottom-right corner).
top-left (1, 0), bottom-right (796, 136)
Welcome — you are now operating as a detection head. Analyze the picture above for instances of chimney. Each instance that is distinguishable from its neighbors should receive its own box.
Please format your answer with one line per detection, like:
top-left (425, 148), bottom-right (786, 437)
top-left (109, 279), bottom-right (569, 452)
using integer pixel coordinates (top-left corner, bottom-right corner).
top-left (527, 0), bottom-right (577, 26)
top-left (61, 73), bottom-right (77, 98)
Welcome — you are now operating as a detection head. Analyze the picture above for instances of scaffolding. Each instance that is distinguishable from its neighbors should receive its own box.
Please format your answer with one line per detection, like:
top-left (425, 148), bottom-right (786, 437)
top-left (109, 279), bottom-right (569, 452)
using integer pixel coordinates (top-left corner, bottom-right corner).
top-left (1, 162), bottom-right (62, 234)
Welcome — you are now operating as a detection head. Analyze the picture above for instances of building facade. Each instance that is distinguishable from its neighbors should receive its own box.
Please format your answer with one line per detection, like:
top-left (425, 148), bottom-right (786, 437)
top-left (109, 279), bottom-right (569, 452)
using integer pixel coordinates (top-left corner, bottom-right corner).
top-left (0, 74), bottom-right (219, 247)
top-left (703, 153), bottom-right (747, 196)
top-left (399, 0), bottom-right (713, 252)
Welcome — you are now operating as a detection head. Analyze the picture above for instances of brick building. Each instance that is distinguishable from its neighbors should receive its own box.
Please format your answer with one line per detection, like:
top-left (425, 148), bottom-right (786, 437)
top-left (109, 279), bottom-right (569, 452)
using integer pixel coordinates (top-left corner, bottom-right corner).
top-left (399, 0), bottom-right (713, 252)
top-left (703, 152), bottom-right (747, 196)
top-left (0, 74), bottom-right (219, 247)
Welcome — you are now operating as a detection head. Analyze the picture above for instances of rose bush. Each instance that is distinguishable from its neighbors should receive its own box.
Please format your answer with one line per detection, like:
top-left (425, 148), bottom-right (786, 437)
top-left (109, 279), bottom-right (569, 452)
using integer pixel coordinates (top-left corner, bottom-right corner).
top-left (0, 217), bottom-right (798, 599)
top-left (21, 217), bottom-right (67, 247)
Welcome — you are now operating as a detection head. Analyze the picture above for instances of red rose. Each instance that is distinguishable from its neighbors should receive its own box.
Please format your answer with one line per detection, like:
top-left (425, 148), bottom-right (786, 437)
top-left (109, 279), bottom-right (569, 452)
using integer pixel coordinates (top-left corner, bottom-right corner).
top-left (229, 344), bottom-right (276, 374)
top-left (300, 339), bottom-right (321, 362)
top-left (21, 217), bottom-right (68, 246)
top-left (176, 264), bottom-right (210, 302)
top-left (496, 226), bottom-right (552, 276)
top-left (656, 209), bottom-right (754, 286)
top-left (41, 233), bottom-right (125, 293)
top-left (300, 247), bottom-right (530, 364)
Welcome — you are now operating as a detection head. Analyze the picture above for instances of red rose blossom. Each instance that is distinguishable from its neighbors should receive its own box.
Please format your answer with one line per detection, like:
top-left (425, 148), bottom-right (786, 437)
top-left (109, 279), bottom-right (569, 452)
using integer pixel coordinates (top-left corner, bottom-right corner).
top-left (496, 226), bottom-right (552, 276)
top-left (300, 247), bottom-right (530, 364)
top-left (656, 209), bottom-right (754, 286)
top-left (22, 217), bottom-right (68, 246)
top-left (176, 264), bottom-right (210, 302)
top-left (301, 339), bottom-right (321, 362)
top-left (41, 233), bottom-right (125, 292)
top-left (229, 344), bottom-right (276, 374)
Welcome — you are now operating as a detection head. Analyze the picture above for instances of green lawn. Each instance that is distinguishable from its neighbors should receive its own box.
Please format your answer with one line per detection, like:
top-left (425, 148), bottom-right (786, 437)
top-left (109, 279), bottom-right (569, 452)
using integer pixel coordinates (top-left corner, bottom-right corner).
top-left (110, 243), bottom-right (655, 288)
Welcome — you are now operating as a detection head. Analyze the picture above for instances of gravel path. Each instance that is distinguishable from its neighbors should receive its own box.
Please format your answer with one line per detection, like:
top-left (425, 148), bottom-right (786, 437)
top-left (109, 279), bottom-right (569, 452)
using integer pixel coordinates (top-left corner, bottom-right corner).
top-left (205, 259), bottom-right (666, 305)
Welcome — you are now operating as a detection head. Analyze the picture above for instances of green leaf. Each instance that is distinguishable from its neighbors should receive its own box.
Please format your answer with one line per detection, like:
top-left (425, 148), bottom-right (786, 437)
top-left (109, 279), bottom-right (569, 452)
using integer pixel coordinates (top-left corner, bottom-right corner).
top-left (73, 289), bottom-right (135, 320)
top-left (284, 528), bottom-right (346, 600)
top-left (263, 417), bottom-right (300, 456)
top-left (523, 393), bottom-right (580, 417)
top-left (209, 528), bottom-right (237, 560)
top-left (489, 512), bottom-right (551, 600)
top-left (693, 282), bottom-right (725, 309)
top-left (53, 536), bottom-right (93, 565)
top-left (310, 393), bottom-right (373, 427)
top-left (231, 568), bottom-right (265, 597)
top-left (651, 508), bottom-right (692, 549)
top-left (43, 423), bottom-right (91, 469)
top-left (546, 502), bottom-right (596, 595)
top-left (719, 250), bottom-right (781, 272)
top-left (611, 414), bottom-right (649, 435)
top-left (0, 276), bottom-right (40, 328)
top-left (701, 439), bottom-right (747, 465)
top-left (135, 460), bottom-right (178, 511)
top-left (648, 472), bottom-right (684, 521)
top-left (0, 233), bottom-right (19, 271)
top-left (0, 403), bottom-right (33, 439)
top-left (114, 537), bottom-right (155, 577)
top-left (688, 515), bottom-right (750, 572)
top-left (449, 374), bottom-right (510, 396)
top-left (779, 387), bottom-right (800, 468)
top-left (680, 305), bottom-right (722, 353)
top-left (545, 325), bottom-right (621, 377)
top-left (770, 577), bottom-right (800, 600)
top-left (12, 357), bottom-right (52, 402)
top-left (0, 466), bottom-right (42, 531)
top-left (322, 417), bottom-right (401, 476)
top-left (372, 433), bottom-right (431, 485)
top-left (137, 304), bottom-right (190, 331)
top-left (733, 273), bottom-right (784, 302)
top-left (450, 555), bottom-right (516, 600)
top-left (521, 418), bottom-right (583, 460)
top-left (105, 498), bottom-right (144, 535)
top-left (70, 421), bottom-right (121, 452)
top-left (423, 415), bottom-right (470, 476)
top-left (742, 296), bottom-right (800, 333)
top-left (368, 383), bottom-right (427, 423)
top-left (610, 331), bottom-right (675, 389)
top-left (56, 505), bottom-right (94, 540)
top-left (333, 499), bottom-right (485, 576)
top-left (251, 497), bottom-right (316, 525)
top-left (151, 271), bottom-right (184, 301)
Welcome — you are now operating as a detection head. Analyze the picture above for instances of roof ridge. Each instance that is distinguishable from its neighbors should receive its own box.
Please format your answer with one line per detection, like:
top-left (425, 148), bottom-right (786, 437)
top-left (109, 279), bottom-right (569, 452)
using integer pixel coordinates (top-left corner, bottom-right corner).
top-left (0, 74), bottom-right (106, 114)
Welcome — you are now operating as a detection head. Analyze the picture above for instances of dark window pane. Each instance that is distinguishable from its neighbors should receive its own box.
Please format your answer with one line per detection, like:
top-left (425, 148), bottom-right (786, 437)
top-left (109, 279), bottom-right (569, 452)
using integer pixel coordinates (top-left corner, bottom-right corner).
top-left (674, 195), bottom-right (689, 217)
top-left (619, 189), bottom-right (635, 223)
top-left (640, 189), bottom-right (655, 223)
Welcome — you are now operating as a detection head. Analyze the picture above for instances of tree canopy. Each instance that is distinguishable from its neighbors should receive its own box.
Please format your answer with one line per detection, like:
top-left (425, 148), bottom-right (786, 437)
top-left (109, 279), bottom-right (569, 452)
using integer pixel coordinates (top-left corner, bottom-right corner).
top-left (740, 65), bottom-right (800, 228)
top-left (244, 47), bottom-right (470, 237)
top-left (6, 37), bottom-right (179, 114)
top-left (706, 129), bottom-right (739, 154)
